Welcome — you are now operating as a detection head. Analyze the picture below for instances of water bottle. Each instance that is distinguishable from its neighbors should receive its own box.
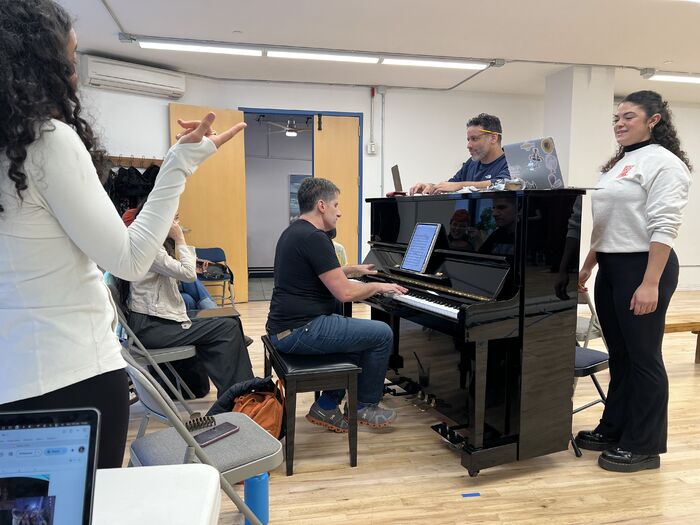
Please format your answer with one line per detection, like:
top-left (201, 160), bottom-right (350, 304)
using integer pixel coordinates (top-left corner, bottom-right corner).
top-left (244, 472), bottom-right (269, 525)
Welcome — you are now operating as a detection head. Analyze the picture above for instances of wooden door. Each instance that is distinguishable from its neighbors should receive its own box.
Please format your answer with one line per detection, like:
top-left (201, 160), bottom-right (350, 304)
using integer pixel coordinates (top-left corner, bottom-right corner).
top-left (168, 103), bottom-right (249, 302)
top-left (313, 115), bottom-right (360, 264)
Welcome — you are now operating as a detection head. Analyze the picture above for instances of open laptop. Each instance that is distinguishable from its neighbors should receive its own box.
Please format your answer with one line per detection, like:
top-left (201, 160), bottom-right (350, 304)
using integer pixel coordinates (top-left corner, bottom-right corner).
top-left (387, 165), bottom-right (407, 197)
top-left (0, 408), bottom-right (100, 525)
top-left (503, 137), bottom-right (564, 189)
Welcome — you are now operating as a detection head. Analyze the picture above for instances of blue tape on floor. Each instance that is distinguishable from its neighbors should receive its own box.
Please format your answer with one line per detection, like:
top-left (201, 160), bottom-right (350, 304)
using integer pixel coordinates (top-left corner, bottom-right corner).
top-left (462, 492), bottom-right (481, 498)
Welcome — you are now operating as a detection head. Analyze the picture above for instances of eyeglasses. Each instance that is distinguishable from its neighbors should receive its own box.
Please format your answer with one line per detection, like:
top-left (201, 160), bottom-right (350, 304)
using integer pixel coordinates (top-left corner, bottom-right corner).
top-left (467, 129), bottom-right (501, 143)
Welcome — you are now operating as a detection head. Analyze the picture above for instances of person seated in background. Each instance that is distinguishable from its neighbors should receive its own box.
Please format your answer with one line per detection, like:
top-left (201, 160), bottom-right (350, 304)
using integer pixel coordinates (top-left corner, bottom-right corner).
top-left (126, 214), bottom-right (254, 396)
top-left (123, 205), bottom-right (220, 313)
top-left (327, 227), bottom-right (347, 265)
top-left (266, 178), bottom-right (407, 432)
top-left (479, 196), bottom-right (517, 256)
top-left (447, 209), bottom-right (482, 251)
top-left (410, 113), bottom-right (510, 194)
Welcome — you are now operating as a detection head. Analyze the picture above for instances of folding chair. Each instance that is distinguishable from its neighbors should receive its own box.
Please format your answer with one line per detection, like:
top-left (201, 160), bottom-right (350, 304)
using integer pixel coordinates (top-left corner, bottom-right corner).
top-left (106, 281), bottom-right (199, 435)
top-left (576, 291), bottom-right (603, 346)
top-left (196, 247), bottom-right (235, 307)
top-left (123, 350), bottom-right (283, 525)
top-left (570, 291), bottom-right (609, 457)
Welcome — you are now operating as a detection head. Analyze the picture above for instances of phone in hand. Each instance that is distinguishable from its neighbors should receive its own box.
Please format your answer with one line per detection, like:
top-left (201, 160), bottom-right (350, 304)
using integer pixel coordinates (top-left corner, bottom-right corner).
top-left (193, 421), bottom-right (239, 447)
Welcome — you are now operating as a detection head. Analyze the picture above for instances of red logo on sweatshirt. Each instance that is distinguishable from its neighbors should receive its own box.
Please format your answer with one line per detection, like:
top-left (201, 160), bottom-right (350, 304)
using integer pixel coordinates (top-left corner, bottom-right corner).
top-left (617, 165), bottom-right (634, 178)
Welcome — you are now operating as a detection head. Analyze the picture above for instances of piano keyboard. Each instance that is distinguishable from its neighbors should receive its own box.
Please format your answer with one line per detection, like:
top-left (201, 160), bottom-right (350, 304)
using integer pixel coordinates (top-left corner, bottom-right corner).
top-left (348, 278), bottom-right (460, 320)
top-left (392, 293), bottom-right (459, 320)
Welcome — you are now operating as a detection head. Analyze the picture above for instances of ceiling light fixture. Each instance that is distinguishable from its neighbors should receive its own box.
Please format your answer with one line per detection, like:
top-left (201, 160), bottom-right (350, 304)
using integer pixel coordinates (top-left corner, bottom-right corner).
top-left (138, 39), bottom-right (262, 56)
top-left (381, 57), bottom-right (489, 70)
top-left (267, 50), bottom-right (379, 64)
top-left (640, 68), bottom-right (700, 84)
top-left (285, 129), bottom-right (298, 138)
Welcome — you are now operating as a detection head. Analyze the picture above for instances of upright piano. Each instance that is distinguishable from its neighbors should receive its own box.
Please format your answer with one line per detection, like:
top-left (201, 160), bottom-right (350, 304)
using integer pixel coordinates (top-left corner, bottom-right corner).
top-left (361, 189), bottom-right (584, 475)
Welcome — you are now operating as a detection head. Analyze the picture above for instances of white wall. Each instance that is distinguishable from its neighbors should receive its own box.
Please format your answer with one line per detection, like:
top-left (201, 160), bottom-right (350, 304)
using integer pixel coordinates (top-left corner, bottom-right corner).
top-left (670, 102), bottom-right (700, 288)
top-left (384, 89), bottom-right (544, 191)
top-left (80, 76), bottom-right (700, 289)
top-left (244, 115), bottom-right (312, 269)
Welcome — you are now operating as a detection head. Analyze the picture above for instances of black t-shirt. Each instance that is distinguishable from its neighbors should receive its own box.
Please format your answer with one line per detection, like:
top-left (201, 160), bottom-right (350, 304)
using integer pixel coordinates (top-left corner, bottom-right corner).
top-left (266, 219), bottom-right (341, 334)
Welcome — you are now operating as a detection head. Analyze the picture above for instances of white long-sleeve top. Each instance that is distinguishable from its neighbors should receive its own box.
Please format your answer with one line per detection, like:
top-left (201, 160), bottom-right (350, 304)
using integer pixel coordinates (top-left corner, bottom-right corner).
top-left (0, 119), bottom-right (216, 403)
top-left (591, 144), bottom-right (691, 253)
top-left (128, 245), bottom-right (197, 324)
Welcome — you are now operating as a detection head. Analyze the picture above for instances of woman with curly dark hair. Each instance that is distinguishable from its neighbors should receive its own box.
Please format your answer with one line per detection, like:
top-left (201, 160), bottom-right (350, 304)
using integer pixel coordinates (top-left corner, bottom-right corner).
top-left (575, 90), bottom-right (692, 473)
top-left (0, 0), bottom-right (245, 468)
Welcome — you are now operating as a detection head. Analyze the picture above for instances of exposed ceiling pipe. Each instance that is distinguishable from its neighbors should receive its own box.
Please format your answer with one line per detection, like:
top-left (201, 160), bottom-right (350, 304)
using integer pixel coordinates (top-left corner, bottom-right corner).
top-left (378, 86), bottom-right (386, 196)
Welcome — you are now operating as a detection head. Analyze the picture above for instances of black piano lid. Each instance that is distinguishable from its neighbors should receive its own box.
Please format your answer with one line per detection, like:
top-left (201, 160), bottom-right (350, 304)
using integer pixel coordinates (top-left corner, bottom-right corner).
top-left (365, 187), bottom-right (586, 203)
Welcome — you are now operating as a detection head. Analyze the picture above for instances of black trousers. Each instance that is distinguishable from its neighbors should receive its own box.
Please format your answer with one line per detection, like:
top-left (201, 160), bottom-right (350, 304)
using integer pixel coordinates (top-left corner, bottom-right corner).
top-left (129, 313), bottom-right (254, 396)
top-left (594, 251), bottom-right (679, 455)
top-left (0, 369), bottom-right (130, 469)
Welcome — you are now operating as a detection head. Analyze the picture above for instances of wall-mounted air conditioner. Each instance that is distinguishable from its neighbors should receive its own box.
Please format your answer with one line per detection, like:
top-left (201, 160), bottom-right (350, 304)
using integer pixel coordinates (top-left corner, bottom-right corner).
top-left (81, 55), bottom-right (186, 99)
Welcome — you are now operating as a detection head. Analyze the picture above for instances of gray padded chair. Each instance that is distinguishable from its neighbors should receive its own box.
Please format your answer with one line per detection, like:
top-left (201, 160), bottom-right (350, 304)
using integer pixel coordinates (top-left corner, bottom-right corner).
top-left (123, 350), bottom-right (283, 525)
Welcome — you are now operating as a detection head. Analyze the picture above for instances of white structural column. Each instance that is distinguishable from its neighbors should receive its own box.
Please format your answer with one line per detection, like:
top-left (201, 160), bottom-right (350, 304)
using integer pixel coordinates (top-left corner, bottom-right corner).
top-left (544, 66), bottom-right (616, 258)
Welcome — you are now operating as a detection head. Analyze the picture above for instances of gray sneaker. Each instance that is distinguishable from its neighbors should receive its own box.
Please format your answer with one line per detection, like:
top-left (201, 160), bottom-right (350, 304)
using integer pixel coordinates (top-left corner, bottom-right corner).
top-left (355, 403), bottom-right (397, 428)
top-left (305, 401), bottom-right (348, 433)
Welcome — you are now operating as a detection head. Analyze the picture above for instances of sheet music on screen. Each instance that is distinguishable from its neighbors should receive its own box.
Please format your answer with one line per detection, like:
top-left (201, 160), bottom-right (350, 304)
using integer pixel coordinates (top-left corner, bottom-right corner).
top-left (401, 223), bottom-right (441, 274)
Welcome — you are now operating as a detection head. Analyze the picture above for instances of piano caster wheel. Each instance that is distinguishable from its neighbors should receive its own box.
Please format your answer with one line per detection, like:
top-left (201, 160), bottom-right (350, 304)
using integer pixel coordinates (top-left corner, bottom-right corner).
top-left (417, 391), bottom-right (426, 401)
top-left (468, 469), bottom-right (480, 478)
top-left (427, 394), bottom-right (437, 407)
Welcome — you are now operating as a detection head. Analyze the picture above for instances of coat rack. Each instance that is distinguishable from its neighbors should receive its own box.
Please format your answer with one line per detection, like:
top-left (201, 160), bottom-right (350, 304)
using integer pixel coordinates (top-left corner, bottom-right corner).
top-left (107, 155), bottom-right (163, 169)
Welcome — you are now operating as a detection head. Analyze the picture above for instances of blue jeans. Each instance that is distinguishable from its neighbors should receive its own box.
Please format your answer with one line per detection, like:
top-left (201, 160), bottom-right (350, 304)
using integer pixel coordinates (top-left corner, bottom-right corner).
top-left (270, 314), bottom-right (393, 404)
top-left (180, 280), bottom-right (218, 311)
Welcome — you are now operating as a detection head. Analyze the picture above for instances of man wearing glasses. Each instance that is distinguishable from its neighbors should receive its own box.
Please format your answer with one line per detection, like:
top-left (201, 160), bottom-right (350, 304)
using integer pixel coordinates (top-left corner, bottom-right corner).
top-left (410, 113), bottom-right (510, 195)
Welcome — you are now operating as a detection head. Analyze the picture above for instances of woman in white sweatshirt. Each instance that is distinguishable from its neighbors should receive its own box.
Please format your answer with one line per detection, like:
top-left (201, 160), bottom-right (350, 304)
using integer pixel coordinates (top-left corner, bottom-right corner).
top-left (0, 0), bottom-right (245, 468)
top-left (575, 91), bottom-right (692, 473)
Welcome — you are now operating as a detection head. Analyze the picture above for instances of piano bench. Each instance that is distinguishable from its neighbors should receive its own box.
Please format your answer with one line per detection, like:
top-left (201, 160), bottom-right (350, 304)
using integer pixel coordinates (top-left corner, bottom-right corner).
top-left (261, 335), bottom-right (361, 476)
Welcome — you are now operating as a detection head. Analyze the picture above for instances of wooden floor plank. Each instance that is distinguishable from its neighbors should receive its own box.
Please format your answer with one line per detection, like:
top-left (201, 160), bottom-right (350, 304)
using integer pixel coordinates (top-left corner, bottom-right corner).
top-left (125, 291), bottom-right (700, 524)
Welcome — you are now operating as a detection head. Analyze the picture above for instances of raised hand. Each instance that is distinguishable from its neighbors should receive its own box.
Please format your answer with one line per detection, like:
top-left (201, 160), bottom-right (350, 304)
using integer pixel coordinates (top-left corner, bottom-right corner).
top-left (176, 112), bottom-right (247, 149)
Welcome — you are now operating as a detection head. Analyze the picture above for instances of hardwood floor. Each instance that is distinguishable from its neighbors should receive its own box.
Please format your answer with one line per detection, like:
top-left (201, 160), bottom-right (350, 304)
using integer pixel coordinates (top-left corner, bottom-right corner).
top-left (125, 292), bottom-right (700, 524)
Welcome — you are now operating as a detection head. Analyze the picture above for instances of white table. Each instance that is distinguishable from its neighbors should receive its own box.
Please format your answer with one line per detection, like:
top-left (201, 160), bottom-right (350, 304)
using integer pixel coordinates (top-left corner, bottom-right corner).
top-left (92, 464), bottom-right (221, 525)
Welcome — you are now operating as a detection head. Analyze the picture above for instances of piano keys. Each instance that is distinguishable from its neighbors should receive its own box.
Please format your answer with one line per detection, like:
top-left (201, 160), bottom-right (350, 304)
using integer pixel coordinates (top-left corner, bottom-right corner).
top-left (360, 190), bottom-right (584, 475)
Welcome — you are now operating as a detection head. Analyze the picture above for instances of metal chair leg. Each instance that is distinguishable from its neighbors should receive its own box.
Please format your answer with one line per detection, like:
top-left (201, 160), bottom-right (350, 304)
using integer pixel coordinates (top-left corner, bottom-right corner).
top-left (571, 433), bottom-right (583, 458)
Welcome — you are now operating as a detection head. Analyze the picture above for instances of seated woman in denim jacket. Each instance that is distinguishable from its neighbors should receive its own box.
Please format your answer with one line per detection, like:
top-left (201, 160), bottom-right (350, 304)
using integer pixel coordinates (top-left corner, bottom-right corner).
top-left (127, 217), bottom-right (254, 396)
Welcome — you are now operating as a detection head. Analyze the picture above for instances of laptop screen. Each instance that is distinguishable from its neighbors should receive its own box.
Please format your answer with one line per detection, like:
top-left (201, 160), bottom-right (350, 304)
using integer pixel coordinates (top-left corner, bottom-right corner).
top-left (390, 165), bottom-right (403, 192)
top-left (0, 409), bottom-right (100, 525)
top-left (401, 223), bottom-right (441, 274)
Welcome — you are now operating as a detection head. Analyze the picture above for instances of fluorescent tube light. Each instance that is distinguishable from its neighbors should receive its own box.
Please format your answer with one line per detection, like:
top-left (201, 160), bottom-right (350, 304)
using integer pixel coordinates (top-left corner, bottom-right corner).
top-left (382, 58), bottom-right (488, 70)
top-left (267, 50), bottom-right (379, 64)
top-left (645, 72), bottom-right (700, 85)
top-left (138, 40), bottom-right (262, 56)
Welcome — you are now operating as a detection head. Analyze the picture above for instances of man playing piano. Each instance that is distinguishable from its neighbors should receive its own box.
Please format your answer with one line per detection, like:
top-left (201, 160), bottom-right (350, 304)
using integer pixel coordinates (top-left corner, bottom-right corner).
top-left (410, 113), bottom-right (510, 195)
top-left (266, 178), bottom-right (407, 432)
